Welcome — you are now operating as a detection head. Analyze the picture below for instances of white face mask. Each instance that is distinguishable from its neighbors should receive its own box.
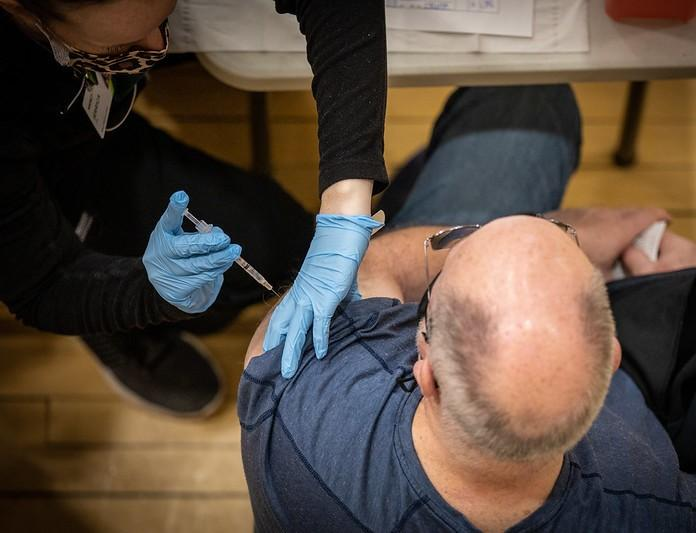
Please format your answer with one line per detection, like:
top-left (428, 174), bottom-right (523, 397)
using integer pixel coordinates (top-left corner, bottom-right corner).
top-left (36, 20), bottom-right (170, 76)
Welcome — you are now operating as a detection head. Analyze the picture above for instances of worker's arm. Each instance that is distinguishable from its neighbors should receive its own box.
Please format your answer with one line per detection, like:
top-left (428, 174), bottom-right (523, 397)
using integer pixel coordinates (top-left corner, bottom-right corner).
top-left (0, 160), bottom-right (191, 334)
top-left (274, 0), bottom-right (388, 197)
top-left (263, 1), bottom-right (389, 378)
top-left (0, 19), bottom-right (199, 334)
top-left (0, 109), bottom-right (191, 334)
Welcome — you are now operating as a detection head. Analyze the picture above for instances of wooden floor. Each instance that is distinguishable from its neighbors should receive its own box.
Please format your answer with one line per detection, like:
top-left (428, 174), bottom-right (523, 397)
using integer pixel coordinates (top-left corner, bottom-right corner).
top-left (1, 62), bottom-right (695, 532)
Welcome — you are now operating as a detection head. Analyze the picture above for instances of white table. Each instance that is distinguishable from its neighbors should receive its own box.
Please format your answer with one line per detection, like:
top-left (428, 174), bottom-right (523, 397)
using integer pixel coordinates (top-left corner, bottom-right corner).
top-left (198, 1), bottom-right (696, 91)
top-left (196, 0), bottom-right (696, 171)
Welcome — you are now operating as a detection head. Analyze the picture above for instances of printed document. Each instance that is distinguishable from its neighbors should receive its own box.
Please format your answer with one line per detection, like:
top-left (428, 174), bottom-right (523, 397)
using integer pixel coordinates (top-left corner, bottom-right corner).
top-left (385, 0), bottom-right (534, 37)
top-left (169, 0), bottom-right (589, 54)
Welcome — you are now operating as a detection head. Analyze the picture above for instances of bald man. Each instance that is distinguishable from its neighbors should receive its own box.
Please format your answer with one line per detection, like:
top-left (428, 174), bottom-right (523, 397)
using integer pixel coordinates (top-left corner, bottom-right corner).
top-left (238, 85), bottom-right (696, 531)
top-left (408, 216), bottom-right (618, 531)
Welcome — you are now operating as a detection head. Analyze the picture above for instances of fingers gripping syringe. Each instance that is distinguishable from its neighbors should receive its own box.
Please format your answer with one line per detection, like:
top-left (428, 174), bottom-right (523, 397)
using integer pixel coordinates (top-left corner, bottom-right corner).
top-left (183, 208), bottom-right (280, 297)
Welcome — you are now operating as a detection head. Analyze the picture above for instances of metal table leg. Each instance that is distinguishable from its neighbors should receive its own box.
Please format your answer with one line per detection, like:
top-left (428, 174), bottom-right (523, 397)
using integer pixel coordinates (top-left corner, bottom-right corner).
top-left (613, 81), bottom-right (648, 167)
top-left (250, 91), bottom-right (271, 175)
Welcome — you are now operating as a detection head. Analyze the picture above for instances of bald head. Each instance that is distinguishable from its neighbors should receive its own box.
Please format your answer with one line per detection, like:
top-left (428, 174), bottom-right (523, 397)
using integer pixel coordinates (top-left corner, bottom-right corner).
top-left (427, 216), bottom-right (615, 461)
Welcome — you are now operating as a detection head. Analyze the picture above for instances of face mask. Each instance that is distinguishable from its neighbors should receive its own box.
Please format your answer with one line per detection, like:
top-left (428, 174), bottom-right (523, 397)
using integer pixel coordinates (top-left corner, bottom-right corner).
top-left (36, 20), bottom-right (169, 76)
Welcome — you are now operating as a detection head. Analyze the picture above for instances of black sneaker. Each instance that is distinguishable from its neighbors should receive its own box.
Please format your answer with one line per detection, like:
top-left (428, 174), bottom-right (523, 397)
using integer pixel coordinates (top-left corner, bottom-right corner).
top-left (81, 328), bottom-right (226, 418)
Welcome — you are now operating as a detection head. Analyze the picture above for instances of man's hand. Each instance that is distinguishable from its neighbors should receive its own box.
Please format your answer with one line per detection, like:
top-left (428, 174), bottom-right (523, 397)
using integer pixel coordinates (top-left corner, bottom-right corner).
top-left (546, 207), bottom-right (670, 280)
top-left (622, 231), bottom-right (696, 276)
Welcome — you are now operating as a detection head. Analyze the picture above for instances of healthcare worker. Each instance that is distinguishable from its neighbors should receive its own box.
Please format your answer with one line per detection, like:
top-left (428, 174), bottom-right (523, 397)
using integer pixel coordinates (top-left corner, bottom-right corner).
top-left (0, 0), bottom-right (387, 416)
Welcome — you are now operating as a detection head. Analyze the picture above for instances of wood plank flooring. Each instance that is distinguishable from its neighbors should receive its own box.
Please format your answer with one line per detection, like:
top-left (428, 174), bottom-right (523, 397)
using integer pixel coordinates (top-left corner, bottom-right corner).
top-left (1, 61), bottom-right (695, 532)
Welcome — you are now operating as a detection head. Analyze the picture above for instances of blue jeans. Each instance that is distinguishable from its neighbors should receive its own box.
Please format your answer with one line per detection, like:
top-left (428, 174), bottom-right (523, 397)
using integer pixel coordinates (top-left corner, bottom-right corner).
top-left (382, 85), bottom-right (582, 229)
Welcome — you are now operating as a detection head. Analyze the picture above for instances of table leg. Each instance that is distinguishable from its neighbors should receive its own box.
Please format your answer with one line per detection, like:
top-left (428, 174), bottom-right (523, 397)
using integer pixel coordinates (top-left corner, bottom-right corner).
top-left (250, 92), bottom-right (271, 175)
top-left (613, 81), bottom-right (648, 167)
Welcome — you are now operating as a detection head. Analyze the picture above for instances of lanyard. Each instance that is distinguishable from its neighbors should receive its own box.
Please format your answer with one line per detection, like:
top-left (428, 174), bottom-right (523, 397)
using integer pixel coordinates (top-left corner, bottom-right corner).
top-left (60, 72), bottom-right (137, 136)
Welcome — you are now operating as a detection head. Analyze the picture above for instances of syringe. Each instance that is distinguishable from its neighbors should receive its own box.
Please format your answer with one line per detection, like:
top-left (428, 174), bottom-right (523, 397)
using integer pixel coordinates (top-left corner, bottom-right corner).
top-left (234, 256), bottom-right (280, 297)
top-left (183, 208), bottom-right (280, 297)
top-left (183, 208), bottom-right (213, 234)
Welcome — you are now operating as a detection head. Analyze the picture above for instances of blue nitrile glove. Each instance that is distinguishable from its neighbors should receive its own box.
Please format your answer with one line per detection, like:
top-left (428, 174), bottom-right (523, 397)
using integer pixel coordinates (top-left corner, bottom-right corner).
top-left (143, 191), bottom-right (241, 313)
top-left (263, 214), bottom-right (383, 378)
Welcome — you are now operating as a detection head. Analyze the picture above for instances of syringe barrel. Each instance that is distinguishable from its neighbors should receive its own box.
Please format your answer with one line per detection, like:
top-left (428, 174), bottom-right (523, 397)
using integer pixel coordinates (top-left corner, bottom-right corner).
top-left (184, 208), bottom-right (275, 294)
top-left (235, 257), bottom-right (273, 291)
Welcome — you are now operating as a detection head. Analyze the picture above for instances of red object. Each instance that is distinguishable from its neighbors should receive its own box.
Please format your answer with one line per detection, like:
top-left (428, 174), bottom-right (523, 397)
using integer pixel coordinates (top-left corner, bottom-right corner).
top-left (606, 0), bottom-right (696, 21)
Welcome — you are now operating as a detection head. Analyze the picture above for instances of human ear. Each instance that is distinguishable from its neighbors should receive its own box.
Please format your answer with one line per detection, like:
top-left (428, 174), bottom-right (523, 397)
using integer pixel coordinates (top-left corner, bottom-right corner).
top-left (414, 336), bottom-right (439, 399)
top-left (611, 337), bottom-right (622, 372)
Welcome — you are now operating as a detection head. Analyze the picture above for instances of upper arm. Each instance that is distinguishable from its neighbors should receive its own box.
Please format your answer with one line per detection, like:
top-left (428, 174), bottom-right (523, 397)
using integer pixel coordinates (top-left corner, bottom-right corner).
top-left (0, 130), bottom-right (81, 316)
top-left (245, 305), bottom-right (274, 368)
top-left (0, 126), bottom-right (183, 334)
top-left (358, 226), bottom-right (450, 302)
top-left (0, 77), bottom-right (77, 317)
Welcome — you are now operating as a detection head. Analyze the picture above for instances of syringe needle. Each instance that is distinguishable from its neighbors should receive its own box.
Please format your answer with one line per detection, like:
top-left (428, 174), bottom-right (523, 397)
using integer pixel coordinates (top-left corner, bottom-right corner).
top-left (235, 257), bottom-right (280, 297)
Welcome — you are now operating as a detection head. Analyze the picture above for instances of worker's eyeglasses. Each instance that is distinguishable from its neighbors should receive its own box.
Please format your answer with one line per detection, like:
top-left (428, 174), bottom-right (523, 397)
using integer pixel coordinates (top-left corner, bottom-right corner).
top-left (417, 214), bottom-right (579, 343)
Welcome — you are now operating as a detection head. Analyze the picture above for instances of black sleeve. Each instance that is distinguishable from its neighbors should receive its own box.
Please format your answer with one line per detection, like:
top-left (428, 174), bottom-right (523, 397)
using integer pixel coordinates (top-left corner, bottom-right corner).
top-left (0, 13), bottom-right (191, 335)
top-left (274, 0), bottom-right (389, 195)
top-left (0, 126), bottom-right (190, 335)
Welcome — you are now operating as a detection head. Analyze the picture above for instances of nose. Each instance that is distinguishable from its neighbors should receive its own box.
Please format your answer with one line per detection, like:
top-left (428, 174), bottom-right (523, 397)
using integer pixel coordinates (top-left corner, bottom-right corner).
top-left (139, 25), bottom-right (166, 51)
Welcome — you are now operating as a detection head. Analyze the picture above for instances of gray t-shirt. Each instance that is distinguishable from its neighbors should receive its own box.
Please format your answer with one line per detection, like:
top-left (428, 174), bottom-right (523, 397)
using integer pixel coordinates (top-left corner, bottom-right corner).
top-left (238, 297), bottom-right (696, 532)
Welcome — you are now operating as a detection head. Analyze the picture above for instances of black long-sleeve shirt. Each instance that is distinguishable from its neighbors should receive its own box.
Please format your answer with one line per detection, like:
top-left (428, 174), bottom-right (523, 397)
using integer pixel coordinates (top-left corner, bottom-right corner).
top-left (276, 0), bottom-right (388, 193)
top-left (0, 1), bottom-right (388, 335)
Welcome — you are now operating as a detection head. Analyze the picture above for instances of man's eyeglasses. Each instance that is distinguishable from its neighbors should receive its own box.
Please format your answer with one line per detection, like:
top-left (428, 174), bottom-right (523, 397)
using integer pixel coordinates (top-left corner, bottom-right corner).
top-left (417, 214), bottom-right (579, 343)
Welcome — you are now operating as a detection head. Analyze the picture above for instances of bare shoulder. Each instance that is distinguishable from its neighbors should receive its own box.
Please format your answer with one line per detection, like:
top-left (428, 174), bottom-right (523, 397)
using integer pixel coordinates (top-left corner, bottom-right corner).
top-left (360, 225), bottom-right (445, 302)
top-left (244, 306), bottom-right (274, 368)
top-left (358, 231), bottom-right (406, 301)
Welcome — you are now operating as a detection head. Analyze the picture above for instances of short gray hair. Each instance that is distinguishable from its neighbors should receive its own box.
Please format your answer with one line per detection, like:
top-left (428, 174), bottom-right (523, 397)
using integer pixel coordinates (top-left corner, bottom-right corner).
top-left (428, 268), bottom-right (615, 461)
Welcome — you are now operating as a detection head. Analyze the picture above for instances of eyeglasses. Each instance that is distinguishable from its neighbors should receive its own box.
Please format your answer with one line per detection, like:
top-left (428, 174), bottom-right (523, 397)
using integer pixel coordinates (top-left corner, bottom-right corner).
top-left (417, 214), bottom-right (579, 343)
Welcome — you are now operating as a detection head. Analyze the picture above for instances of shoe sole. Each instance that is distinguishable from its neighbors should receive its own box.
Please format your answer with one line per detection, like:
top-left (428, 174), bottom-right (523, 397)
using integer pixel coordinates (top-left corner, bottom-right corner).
top-left (83, 331), bottom-right (228, 419)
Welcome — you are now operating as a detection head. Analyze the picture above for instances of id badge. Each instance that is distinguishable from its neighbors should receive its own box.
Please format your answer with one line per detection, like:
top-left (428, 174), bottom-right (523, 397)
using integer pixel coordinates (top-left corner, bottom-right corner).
top-left (82, 72), bottom-right (113, 139)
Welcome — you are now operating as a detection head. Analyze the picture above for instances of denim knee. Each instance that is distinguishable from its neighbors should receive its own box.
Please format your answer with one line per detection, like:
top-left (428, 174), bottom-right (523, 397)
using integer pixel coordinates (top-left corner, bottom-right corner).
top-left (427, 85), bottom-right (582, 171)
